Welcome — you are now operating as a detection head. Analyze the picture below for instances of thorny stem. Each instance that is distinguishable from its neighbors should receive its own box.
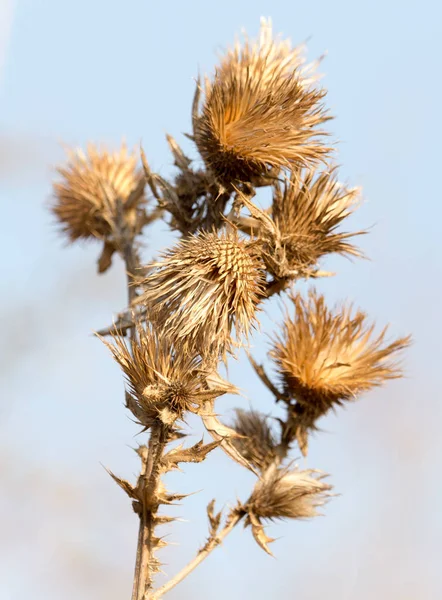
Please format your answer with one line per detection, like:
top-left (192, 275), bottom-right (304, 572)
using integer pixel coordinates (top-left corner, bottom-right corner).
top-left (123, 241), bottom-right (138, 307)
top-left (119, 237), bottom-right (169, 600)
top-left (149, 509), bottom-right (245, 600)
top-left (133, 424), bottom-right (169, 600)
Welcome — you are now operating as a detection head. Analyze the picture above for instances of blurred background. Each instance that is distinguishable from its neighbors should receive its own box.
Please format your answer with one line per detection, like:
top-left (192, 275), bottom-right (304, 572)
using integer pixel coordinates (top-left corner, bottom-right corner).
top-left (1, 0), bottom-right (441, 598)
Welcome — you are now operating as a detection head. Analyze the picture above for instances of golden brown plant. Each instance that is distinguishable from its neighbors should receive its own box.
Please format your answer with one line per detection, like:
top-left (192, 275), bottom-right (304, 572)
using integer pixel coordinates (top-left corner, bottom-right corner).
top-left (135, 229), bottom-right (266, 359)
top-left (193, 18), bottom-right (331, 188)
top-left (270, 290), bottom-right (411, 454)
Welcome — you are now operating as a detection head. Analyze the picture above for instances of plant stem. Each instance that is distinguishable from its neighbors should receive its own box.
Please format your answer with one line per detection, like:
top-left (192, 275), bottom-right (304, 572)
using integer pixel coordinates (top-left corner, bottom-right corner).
top-left (120, 239), bottom-right (169, 600)
top-left (123, 241), bottom-right (138, 306)
top-left (132, 424), bottom-right (169, 600)
top-left (149, 510), bottom-right (244, 600)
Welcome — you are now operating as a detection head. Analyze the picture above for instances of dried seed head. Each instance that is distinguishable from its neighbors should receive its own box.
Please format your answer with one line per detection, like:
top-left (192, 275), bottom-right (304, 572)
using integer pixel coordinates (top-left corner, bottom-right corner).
top-left (268, 167), bottom-right (363, 278)
top-left (52, 143), bottom-right (145, 242)
top-left (98, 320), bottom-right (230, 428)
top-left (248, 464), bottom-right (331, 520)
top-left (230, 409), bottom-right (278, 471)
top-left (193, 18), bottom-right (331, 187)
top-left (245, 464), bottom-right (331, 553)
top-left (136, 230), bottom-right (265, 358)
top-left (270, 290), bottom-right (411, 452)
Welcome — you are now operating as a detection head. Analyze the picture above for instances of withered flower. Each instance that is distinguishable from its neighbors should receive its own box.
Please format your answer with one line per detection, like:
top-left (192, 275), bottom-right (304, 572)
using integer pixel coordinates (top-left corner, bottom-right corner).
top-left (270, 290), bottom-right (411, 454)
top-left (136, 230), bottom-right (265, 358)
top-left (52, 143), bottom-right (146, 243)
top-left (99, 319), bottom-right (230, 428)
top-left (245, 464), bottom-right (331, 554)
top-left (230, 409), bottom-right (278, 471)
top-left (193, 18), bottom-right (331, 187)
top-left (270, 167), bottom-right (363, 278)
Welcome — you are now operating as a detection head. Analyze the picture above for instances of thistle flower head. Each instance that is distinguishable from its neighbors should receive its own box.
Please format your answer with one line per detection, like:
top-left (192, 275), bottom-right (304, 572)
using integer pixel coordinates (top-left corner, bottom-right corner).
top-left (193, 18), bottom-right (331, 187)
top-left (245, 464), bottom-right (331, 553)
top-left (52, 143), bottom-right (145, 242)
top-left (248, 464), bottom-right (331, 520)
top-left (99, 320), bottom-right (229, 428)
top-left (230, 409), bottom-right (278, 471)
top-left (136, 230), bottom-right (265, 359)
top-left (270, 290), bottom-right (411, 453)
top-left (268, 167), bottom-right (363, 278)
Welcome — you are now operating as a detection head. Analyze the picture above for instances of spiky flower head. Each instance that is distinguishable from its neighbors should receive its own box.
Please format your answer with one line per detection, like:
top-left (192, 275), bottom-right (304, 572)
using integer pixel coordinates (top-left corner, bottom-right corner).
top-left (269, 167), bottom-right (363, 278)
top-left (136, 230), bottom-right (265, 359)
top-left (99, 319), bottom-right (230, 428)
top-left (230, 409), bottom-right (278, 471)
top-left (52, 143), bottom-right (145, 243)
top-left (270, 290), bottom-right (411, 454)
top-left (245, 464), bottom-right (331, 554)
top-left (193, 18), bottom-right (331, 188)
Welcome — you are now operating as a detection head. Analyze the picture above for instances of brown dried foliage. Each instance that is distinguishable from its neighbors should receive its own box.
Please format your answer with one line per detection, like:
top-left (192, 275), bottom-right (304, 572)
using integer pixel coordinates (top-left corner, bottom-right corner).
top-left (193, 19), bottom-right (331, 188)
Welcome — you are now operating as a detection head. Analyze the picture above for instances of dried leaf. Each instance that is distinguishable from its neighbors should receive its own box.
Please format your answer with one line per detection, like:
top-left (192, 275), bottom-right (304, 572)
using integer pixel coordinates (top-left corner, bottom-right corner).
top-left (200, 400), bottom-right (258, 474)
top-left (104, 467), bottom-right (137, 500)
top-left (151, 536), bottom-right (168, 550)
top-left (247, 512), bottom-right (275, 556)
top-left (153, 514), bottom-right (176, 525)
top-left (162, 439), bottom-right (220, 471)
top-left (97, 240), bottom-right (116, 273)
top-left (207, 499), bottom-right (222, 536)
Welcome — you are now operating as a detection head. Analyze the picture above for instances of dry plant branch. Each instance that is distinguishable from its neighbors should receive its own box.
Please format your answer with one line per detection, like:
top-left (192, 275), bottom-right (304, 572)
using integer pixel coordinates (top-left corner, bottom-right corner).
top-left (132, 427), bottom-right (170, 599)
top-left (149, 507), bottom-right (245, 600)
top-left (50, 17), bottom-right (410, 600)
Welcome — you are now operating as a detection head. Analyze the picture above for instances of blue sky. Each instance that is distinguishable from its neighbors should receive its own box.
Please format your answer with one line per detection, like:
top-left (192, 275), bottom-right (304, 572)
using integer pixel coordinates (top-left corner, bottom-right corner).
top-left (1, 1), bottom-right (441, 599)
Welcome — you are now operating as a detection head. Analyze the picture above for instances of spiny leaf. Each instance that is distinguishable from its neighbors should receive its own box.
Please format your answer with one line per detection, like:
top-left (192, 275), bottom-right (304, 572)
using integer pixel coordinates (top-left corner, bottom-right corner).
top-left (201, 400), bottom-right (258, 474)
top-left (162, 438), bottom-right (220, 471)
top-left (207, 499), bottom-right (222, 535)
top-left (153, 514), bottom-right (176, 525)
top-left (104, 466), bottom-right (137, 500)
top-left (248, 513), bottom-right (275, 556)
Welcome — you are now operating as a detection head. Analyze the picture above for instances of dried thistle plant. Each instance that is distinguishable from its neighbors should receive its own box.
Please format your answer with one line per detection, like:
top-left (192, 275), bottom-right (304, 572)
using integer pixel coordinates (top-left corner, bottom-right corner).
top-left (50, 17), bottom-right (410, 600)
